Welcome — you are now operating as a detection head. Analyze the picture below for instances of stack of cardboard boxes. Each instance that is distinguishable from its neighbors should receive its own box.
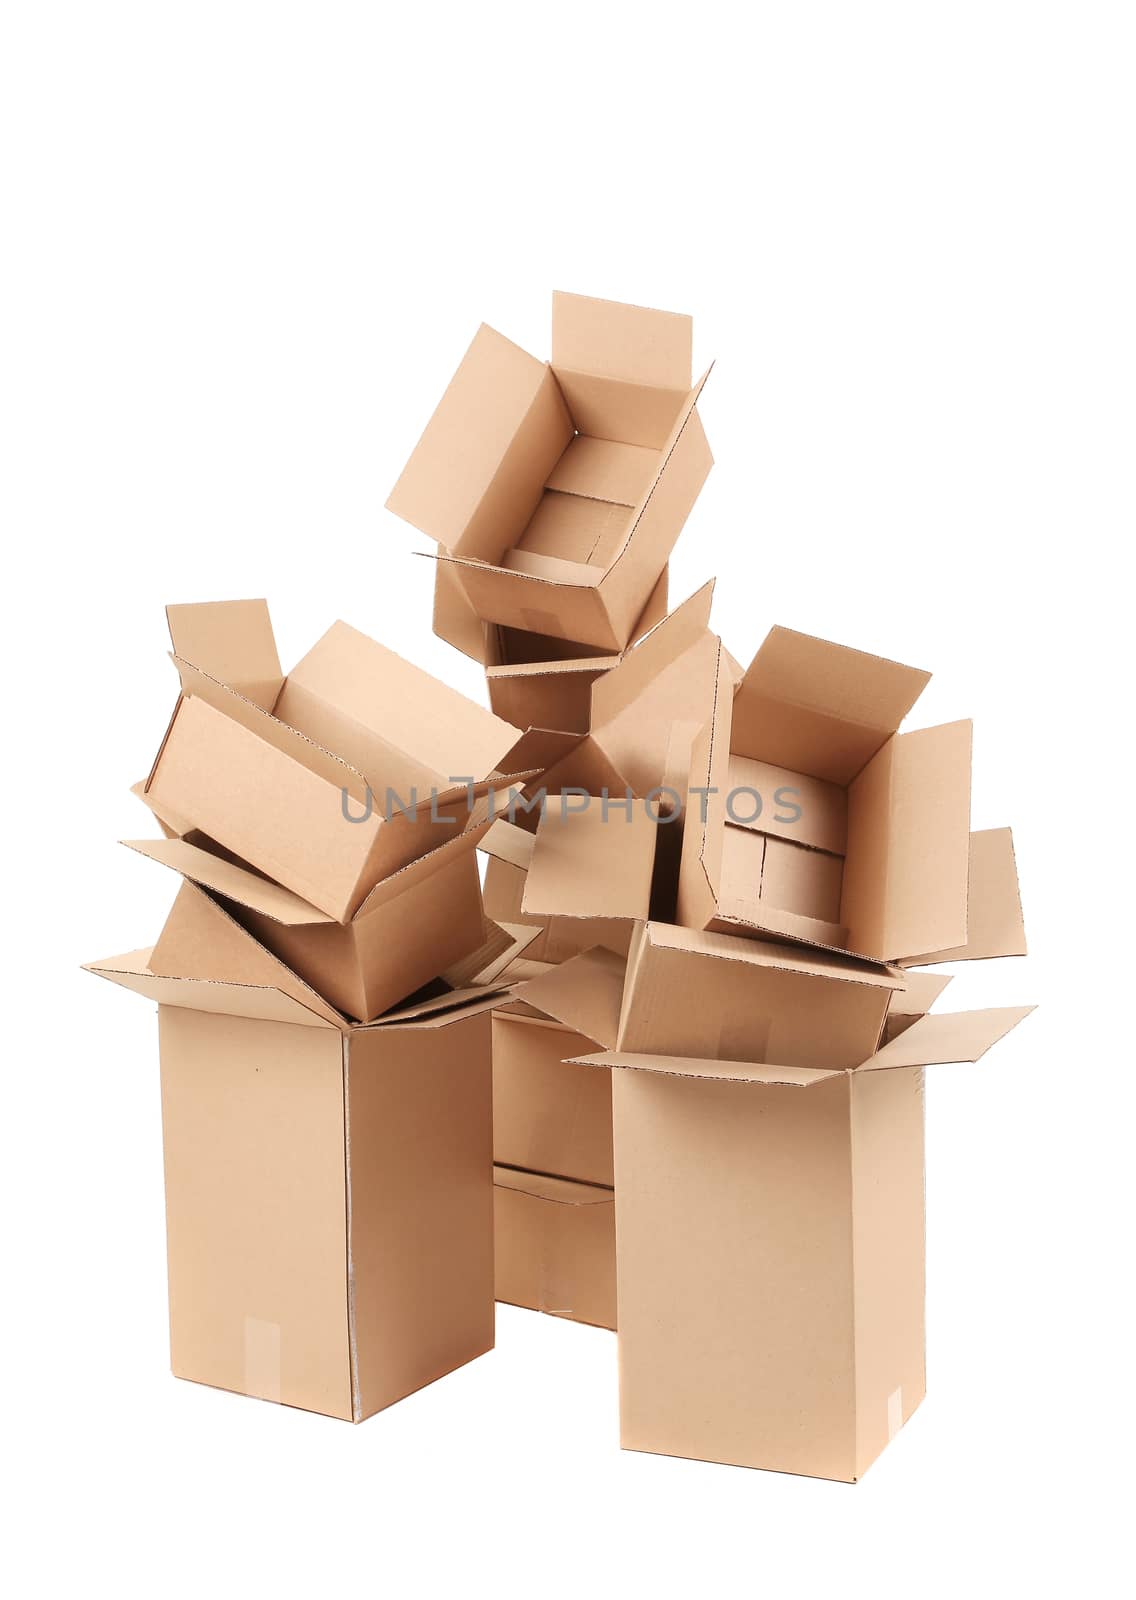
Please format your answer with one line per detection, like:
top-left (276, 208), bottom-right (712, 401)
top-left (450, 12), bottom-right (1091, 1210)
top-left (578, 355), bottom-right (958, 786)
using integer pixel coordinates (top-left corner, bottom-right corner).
top-left (88, 291), bottom-right (1032, 1481)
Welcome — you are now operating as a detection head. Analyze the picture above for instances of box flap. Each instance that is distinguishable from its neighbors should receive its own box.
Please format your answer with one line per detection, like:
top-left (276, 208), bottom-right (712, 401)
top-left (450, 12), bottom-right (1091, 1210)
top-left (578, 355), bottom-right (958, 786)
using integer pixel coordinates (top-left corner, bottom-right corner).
top-left (522, 796), bottom-right (656, 922)
top-left (856, 1006), bottom-right (1036, 1072)
top-left (121, 837), bottom-right (334, 927)
top-left (903, 827), bottom-right (1027, 965)
top-left (83, 947), bottom-right (335, 1029)
top-left (386, 322), bottom-right (571, 560)
top-left (675, 642), bottom-right (732, 926)
top-left (732, 626), bottom-right (931, 784)
top-left (640, 920), bottom-right (904, 989)
top-left (369, 985), bottom-right (510, 1029)
top-left (479, 817), bottom-right (537, 871)
top-left (566, 1050), bottom-right (840, 1088)
top-left (512, 947), bottom-right (627, 1050)
top-left (441, 919), bottom-right (541, 989)
top-left (588, 581), bottom-right (719, 798)
top-left (150, 882), bottom-right (347, 1029)
top-left (166, 599), bottom-right (284, 711)
top-left (844, 720), bottom-right (973, 961)
top-left (432, 552), bottom-right (490, 663)
top-left (889, 970), bottom-right (953, 1019)
top-left (551, 291), bottom-right (692, 390)
top-left (282, 620), bottom-right (523, 787)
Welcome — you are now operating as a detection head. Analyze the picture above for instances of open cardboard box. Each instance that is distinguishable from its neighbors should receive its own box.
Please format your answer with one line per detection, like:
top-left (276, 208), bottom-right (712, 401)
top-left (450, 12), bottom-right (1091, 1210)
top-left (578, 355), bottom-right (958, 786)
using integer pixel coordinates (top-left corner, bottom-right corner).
top-left (121, 785), bottom-right (524, 1022)
top-left (435, 558), bottom-right (670, 736)
top-left (678, 625), bottom-right (978, 963)
top-left (387, 292), bottom-right (713, 653)
top-left (85, 882), bottom-right (510, 1422)
top-left (141, 600), bottom-right (527, 923)
top-left (544, 936), bottom-right (1035, 1481)
top-left (493, 1167), bottom-right (616, 1333)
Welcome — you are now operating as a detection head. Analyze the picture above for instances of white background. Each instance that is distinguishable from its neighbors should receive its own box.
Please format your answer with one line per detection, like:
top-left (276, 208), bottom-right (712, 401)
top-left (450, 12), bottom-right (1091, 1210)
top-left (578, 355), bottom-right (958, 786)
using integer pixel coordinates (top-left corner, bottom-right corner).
top-left (3, 3), bottom-right (1133, 1595)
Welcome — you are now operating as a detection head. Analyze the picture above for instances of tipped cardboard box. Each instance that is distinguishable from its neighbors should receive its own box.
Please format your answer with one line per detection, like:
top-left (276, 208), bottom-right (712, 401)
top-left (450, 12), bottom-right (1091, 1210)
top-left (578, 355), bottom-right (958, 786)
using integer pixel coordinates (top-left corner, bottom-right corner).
top-left (572, 1003), bottom-right (1034, 1480)
top-left (85, 883), bottom-right (502, 1421)
top-left (493, 1167), bottom-right (617, 1331)
top-left (678, 626), bottom-right (975, 963)
top-left (387, 292), bottom-right (713, 653)
top-left (141, 600), bottom-right (525, 923)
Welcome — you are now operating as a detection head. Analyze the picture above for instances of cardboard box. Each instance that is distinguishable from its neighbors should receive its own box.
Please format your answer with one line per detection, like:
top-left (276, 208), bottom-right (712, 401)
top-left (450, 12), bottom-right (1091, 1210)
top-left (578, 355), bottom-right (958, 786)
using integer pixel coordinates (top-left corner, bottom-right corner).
top-left (141, 599), bottom-right (526, 922)
top-left (85, 882), bottom-right (504, 1422)
top-left (387, 292), bottom-right (713, 652)
top-left (120, 819), bottom-right (496, 1022)
top-left (678, 626), bottom-right (976, 963)
top-left (572, 996), bottom-right (1034, 1480)
top-left (493, 1166), bottom-right (617, 1332)
top-left (492, 947), bottom-right (626, 1187)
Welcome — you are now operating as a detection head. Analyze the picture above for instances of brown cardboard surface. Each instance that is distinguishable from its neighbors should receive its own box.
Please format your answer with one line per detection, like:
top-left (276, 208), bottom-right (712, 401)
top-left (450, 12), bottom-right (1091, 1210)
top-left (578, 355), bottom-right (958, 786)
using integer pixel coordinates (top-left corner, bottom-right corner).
top-left (616, 922), bottom-right (901, 1070)
top-left (903, 827), bottom-right (1027, 965)
top-left (387, 293), bottom-right (712, 651)
top-left (493, 1016), bottom-right (615, 1187)
top-left (522, 797), bottom-right (656, 923)
top-left (493, 1165), bottom-right (617, 1331)
top-left (512, 946), bottom-right (626, 1050)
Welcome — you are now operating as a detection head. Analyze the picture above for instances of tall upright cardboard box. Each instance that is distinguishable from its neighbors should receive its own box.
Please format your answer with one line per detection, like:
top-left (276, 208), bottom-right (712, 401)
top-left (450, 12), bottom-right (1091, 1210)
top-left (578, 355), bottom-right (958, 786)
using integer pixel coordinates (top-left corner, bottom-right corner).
top-left (387, 291), bottom-right (713, 652)
top-left (569, 931), bottom-right (1034, 1481)
top-left (86, 884), bottom-right (501, 1422)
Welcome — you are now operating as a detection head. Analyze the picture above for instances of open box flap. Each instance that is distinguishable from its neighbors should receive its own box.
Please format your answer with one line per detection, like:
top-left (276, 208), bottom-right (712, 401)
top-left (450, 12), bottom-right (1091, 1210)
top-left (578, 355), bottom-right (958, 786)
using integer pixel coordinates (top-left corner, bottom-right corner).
top-left (386, 322), bottom-right (571, 560)
top-left (166, 599), bottom-right (284, 712)
top-left (121, 837), bottom-right (335, 927)
top-left (588, 581), bottom-right (719, 796)
top-left (675, 641), bottom-right (732, 926)
top-left (440, 918), bottom-right (541, 989)
top-left (551, 290), bottom-right (693, 390)
top-left (433, 552), bottom-right (490, 663)
top-left (282, 619), bottom-right (523, 787)
top-left (83, 946), bottom-right (337, 1030)
top-left (512, 946), bottom-right (627, 1050)
top-left (856, 1005), bottom-right (1036, 1072)
top-left (150, 882), bottom-right (348, 1029)
top-left (567, 1049), bottom-right (840, 1089)
top-left (478, 817), bottom-right (537, 872)
top-left (522, 796), bottom-right (656, 923)
top-left (902, 827), bottom-right (1027, 965)
top-left (368, 984), bottom-right (512, 1030)
top-left (731, 625), bottom-right (931, 784)
top-left (638, 920), bottom-right (905, 989)
top-left (844, 719), bottom-right (972, 962)
top-left (889, 970), bottom-right (954, 1019)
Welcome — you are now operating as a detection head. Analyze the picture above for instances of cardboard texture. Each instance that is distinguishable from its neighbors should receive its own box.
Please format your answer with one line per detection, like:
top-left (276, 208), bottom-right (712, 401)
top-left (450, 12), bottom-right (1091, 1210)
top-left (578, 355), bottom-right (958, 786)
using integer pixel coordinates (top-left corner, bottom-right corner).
top-left (144, 600), bottom-right (526, 922)
top-left (388, 293), bottom-right (713, 652)
top-left (678, 625), bottom-right (975, 964)
top-left (85, 287), bottom-right (1035, 1477)
top-left (85, 885), bottom-right (501, 1421)
top-left (570, 1004), bottom-right (1034, 1480)
top-left (494, 1167), bottom-right (617, 1331)
top-left (492, 947), bottom-right (625, 1188)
